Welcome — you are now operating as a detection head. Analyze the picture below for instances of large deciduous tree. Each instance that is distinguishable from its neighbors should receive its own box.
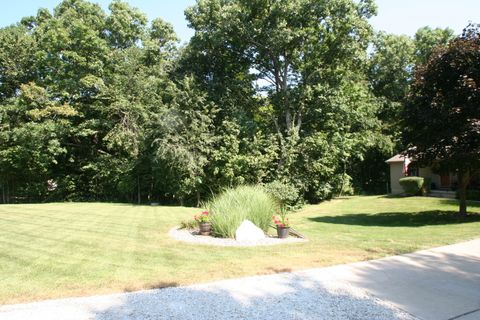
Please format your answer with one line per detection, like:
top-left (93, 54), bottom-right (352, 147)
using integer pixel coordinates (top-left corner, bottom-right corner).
top-left (2, 0), bottom-right (463, 206)
top-left (0, 0), bottom-right (178, 202)
top-left (403, 24), bottom-right (480, 216)
top-left (414, 26), bottom-right (455, 65)
top-left (368, 27), bottom-right (455, 142)
top-left (183, 0), bottom-right (383, 200)
top-left (365, 27), bottom-right (455, 194)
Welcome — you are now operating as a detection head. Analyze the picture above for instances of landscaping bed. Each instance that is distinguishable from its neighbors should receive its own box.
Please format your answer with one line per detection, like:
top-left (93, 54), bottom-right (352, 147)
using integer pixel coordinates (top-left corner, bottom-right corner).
top-left (169, 227), bottom-right (307, 247)
top-left (1, 196), bottom-right (479, 304)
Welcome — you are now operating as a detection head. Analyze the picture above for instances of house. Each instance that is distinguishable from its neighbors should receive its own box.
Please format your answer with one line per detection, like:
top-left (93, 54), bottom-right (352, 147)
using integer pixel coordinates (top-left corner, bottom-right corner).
top-left (385, 154), bottom-right (457, 196)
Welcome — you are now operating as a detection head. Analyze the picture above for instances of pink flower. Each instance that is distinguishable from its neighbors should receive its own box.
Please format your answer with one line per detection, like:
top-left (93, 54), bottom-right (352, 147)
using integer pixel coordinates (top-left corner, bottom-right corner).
top-left (202, 211), bottom-right (209, 215)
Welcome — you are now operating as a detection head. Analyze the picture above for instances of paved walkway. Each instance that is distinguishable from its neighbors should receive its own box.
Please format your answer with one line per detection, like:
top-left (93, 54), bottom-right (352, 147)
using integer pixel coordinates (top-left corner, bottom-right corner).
top-left (1, 239), bottom-right (479, 320)
top-left (321, 239), bottom-right (480, 320)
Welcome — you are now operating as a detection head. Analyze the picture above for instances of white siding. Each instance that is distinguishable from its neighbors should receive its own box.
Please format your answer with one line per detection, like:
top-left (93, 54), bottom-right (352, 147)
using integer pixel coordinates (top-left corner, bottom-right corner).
top-left (390, 162), bottom-right (404, 194)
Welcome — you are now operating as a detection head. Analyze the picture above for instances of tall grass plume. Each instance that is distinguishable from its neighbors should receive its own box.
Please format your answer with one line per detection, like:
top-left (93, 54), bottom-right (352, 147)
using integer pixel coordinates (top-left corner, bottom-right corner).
top-left (206, 185), bottom-right (277, 238)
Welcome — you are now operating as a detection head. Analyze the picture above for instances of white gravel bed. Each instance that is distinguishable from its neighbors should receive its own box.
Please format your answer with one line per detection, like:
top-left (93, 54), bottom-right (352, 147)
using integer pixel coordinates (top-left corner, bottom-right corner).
top-left (0, 268), bottom-right (417, 320)
top-left (169, 227), bottom-right (308, 246)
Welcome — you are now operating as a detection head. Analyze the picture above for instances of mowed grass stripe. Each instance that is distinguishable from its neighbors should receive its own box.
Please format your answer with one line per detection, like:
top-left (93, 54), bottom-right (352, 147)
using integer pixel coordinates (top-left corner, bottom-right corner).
top-left (0, 196), bottom-right (479, 304)
top-left (0, 211), bottom-right (153, 242)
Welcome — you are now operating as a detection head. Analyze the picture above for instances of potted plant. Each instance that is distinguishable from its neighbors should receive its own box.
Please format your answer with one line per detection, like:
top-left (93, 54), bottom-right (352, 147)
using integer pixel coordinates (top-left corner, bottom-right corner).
top-left (272, 213), bottom-right (290, 238)
top-left (194, 211), bottom-right (212, 236)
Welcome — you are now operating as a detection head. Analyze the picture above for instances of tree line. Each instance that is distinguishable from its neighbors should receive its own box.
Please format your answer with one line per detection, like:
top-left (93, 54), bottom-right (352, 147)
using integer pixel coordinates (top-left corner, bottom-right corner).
top-left (0, 0), bottom-right (456, 205)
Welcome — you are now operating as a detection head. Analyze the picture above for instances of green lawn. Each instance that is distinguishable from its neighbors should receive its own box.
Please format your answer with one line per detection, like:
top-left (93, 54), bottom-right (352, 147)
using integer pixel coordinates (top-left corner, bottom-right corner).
top-left (1, 196), bottom-right (480, 304)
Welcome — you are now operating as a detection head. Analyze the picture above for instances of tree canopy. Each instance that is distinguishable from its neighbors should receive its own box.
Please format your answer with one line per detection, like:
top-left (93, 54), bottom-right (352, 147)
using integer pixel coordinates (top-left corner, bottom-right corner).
top-left (0, 0), bottom-right (468, 206)
top-left (403, 24), bottom-right (480, 215)
top-left (182, 0), bottom-right (385, 200)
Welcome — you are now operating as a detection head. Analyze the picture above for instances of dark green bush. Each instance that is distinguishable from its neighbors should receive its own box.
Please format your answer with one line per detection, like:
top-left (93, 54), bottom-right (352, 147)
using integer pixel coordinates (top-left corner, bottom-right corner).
top-left (263, 180), bottom-right (302, 211)
top-left (420, 177), bottom-right (432, 195)
top-left (399, 177), bottom-right (424, 196)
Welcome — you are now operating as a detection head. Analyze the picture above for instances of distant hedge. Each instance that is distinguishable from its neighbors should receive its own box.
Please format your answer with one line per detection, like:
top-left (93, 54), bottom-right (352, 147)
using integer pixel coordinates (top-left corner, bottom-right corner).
top-left (399, 177), bottom-right (424, 196)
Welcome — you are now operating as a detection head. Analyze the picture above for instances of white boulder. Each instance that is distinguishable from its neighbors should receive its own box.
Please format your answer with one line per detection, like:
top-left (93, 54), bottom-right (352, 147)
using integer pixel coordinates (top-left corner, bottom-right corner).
top-left (235, 220), bottom-right (266, 241)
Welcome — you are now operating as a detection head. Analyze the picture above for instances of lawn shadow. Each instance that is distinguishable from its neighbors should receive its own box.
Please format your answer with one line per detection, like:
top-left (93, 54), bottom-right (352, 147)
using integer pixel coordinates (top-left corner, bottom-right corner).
top-left (436, 198), bottom-right (480, 208)
top-left (379, 194), bottom-right (406, 199)
top-left (309, 210), bottom-right (480, 227)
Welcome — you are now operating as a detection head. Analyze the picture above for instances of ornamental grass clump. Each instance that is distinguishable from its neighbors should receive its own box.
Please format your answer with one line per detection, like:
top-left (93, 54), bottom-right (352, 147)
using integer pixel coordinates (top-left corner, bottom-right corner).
top-left (207, 185), bottom-right (277, 238)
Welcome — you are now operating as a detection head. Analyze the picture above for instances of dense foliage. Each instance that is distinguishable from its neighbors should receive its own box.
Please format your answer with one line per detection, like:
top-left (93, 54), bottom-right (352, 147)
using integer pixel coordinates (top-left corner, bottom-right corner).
top-left (362, 27), bottom-right (454, 193)
top-left (0, 0), bottom-right (179, 203)
top-left (403, 25), bottom-right (480, 215)
top-left (0, 0), bottom-right (463, 205)
top-left (263, 180), bottom-right (302, 212)
top-left (398, 176), bottom-right (424, 196)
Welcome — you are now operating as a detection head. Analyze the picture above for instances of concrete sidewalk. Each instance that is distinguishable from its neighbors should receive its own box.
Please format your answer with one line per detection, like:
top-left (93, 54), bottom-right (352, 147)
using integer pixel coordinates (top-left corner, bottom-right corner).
top-left (1, 239), bottom-right (479, 320)
top-left (305, 238), bottom-right (480, 320)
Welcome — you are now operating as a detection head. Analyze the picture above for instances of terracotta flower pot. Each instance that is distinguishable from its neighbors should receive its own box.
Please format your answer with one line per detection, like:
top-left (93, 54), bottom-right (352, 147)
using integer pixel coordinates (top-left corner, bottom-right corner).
top-left (199, 222), bottom-right (212, 236)
top-left (276, 226), bottom-right (290, 239)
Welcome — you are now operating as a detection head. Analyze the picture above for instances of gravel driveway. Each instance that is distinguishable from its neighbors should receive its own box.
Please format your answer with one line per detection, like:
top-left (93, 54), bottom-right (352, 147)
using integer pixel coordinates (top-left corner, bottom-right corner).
top-left (0, 268), bottom-right (415, 320)
top-left (3, 239), bottom-right (480, 320)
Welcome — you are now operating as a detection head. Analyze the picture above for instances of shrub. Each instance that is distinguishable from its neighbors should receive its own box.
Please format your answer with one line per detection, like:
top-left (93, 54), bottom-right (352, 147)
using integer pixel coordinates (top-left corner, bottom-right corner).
top-left (418, 177), bottom-right (432, 196)
top-left (179, 219), bottom-right (197, 230)
top-left (263, 180), bottom-right (302, 212)
top-left (206, 185), bottom-right (277, 238)
top-left (399, 176), bottom-right (424, 196)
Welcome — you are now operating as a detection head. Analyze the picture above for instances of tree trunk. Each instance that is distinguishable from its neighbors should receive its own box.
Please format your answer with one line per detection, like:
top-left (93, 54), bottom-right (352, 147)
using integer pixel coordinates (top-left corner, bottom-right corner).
top-left (196, 190), bottom-right (201, 208)
top-left (457, 170), bottom-right (470, 217)
top-left (338, 161), bottom-right (347, 197)
top-left (149, 180), bottom-right (154, 202)
top-left (6, 180), bottom-right (10, 204)
top-left (137, 176), bottom-right (141, 205)
top-left (273, 118), bottom-right (286, 171)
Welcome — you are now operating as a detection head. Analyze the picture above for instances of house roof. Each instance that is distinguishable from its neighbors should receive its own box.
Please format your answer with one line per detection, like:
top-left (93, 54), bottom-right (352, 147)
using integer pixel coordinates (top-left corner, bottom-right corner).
top-left (385, 154), bottom-right (410, 163)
